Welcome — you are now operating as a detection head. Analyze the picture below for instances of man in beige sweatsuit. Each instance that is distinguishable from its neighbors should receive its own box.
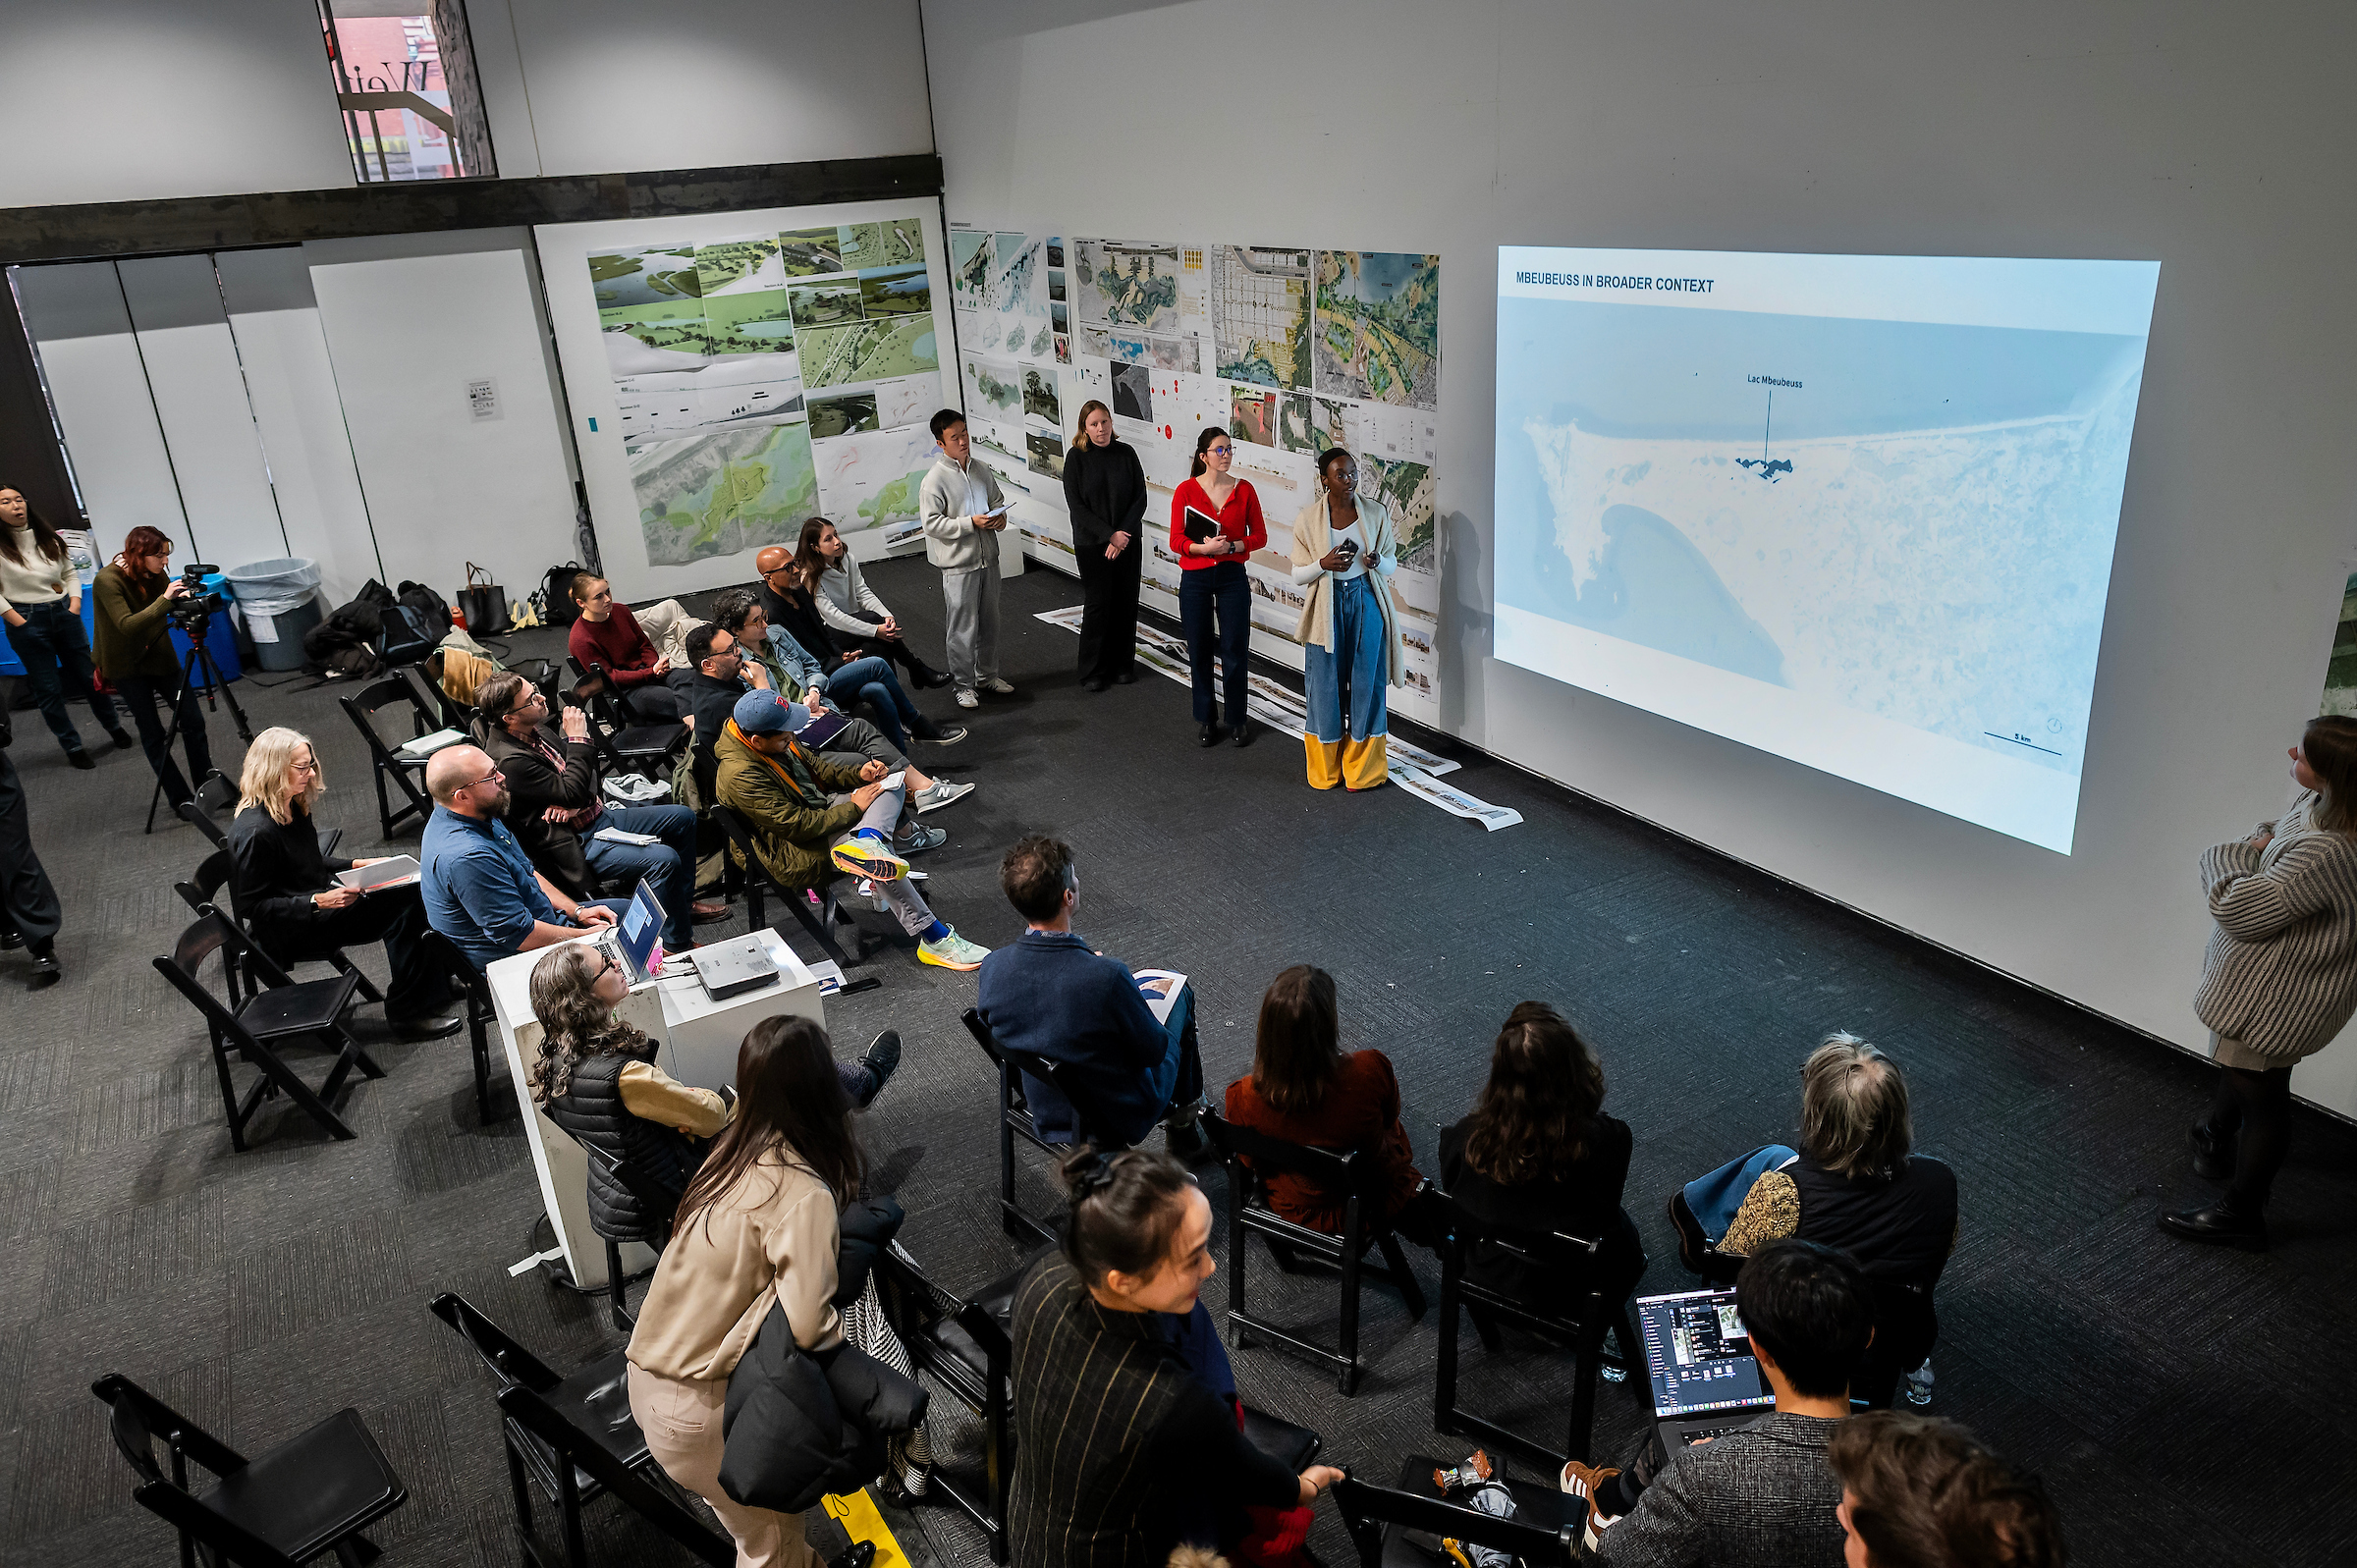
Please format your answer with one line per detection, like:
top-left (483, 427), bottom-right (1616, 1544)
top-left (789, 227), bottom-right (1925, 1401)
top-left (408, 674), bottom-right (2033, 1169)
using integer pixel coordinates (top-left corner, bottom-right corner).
top-left (917, 409), bottom-right (1014, 709)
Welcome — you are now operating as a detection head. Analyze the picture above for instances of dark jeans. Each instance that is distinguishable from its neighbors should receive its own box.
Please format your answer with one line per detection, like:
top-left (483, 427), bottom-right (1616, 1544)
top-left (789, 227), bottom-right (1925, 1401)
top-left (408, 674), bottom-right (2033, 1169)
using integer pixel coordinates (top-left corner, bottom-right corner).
top-left (6, 600), bottom-right (120, 755)
top-left (265, 884), bottom-right (452, 1020)
top-left (1178, 562), bottom-right (1249, 723)
top-left (0, 748), bottom-right (62, 950)
top-left (837, 611), bottom-right (940, 681)
top-left (579, 803), bottom-right (699, 950)
top-left (821, 654), bottom-right (921, 752)
top-left (113, 674), bottom-right (212, 806)
top-left (2204, 1063), bottom-right (2295, 1212)
top-left (1075, 540), bottom-right (1141, 681)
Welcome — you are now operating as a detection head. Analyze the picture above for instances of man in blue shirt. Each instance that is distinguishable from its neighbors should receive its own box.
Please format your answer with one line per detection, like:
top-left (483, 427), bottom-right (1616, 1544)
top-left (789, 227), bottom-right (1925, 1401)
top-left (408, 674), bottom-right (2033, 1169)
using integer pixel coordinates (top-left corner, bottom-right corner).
top-left (420, 743), bottom-right (632, 970)
top-left (975, 835), bottom-right (1206, 1158)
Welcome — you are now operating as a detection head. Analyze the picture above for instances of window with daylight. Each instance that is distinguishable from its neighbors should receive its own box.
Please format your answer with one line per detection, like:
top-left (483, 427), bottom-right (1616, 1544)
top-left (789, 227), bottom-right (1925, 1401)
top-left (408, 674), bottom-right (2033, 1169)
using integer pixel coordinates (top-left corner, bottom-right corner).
top-left (317, 0), bottom-right (496, 182)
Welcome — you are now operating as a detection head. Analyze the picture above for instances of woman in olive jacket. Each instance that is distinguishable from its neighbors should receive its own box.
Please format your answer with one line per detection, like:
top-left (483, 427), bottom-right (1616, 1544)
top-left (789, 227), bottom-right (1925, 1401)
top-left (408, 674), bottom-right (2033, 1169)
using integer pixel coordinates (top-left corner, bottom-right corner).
top-left (91, 525), bottom-right (212, 807)
top-left (1063, 400), bottom-right (1146, 689)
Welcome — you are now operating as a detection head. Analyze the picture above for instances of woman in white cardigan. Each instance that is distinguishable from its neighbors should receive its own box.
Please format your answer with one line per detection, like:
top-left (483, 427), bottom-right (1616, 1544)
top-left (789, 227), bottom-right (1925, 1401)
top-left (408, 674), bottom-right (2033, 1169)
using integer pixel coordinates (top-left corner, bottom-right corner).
top-left (793, 517), bottom-right (952, 690)
top-left (1288, 450), bottom-right (1403, 790)
top-left (2166, 715), bottom-right (2357, 1249)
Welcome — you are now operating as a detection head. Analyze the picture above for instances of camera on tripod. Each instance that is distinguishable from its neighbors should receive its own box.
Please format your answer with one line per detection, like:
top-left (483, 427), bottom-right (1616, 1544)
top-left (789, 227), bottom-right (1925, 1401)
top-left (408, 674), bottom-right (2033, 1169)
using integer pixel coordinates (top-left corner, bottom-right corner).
top-left (167, 562), bottom-right (223, 635)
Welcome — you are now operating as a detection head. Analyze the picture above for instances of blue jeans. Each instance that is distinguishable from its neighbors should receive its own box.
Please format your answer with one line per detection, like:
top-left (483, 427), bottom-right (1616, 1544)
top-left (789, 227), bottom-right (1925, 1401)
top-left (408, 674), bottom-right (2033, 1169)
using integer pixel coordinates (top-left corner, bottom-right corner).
top-left (580, 803), bottom-right (698, 949)
top-left (5, 600), bottom-right (120, 755)
top-left (821, 654), bottom-right (920, 752)
top-left (1178, 563), bottom-right (1249, 723)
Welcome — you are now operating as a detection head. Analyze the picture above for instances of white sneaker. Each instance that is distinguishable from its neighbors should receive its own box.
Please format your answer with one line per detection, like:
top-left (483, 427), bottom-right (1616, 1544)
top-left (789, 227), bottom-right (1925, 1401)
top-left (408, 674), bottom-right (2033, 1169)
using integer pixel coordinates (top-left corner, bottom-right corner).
top-left (913, 779), bottom-right (975, 813)
top-left (954, 687), bottom-right (980, 709)
top-left (918, 927), bottom-right (990, 970)
top-left (976, 676), bottom-right (1015, 696)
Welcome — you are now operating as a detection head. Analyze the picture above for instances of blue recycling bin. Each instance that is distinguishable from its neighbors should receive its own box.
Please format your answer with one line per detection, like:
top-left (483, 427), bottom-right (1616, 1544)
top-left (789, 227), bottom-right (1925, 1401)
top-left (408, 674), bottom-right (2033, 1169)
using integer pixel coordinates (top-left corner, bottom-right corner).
top-left (0, 592), bottom-right (101, 678)
top-left (170, 572), bottom-right (244, 687)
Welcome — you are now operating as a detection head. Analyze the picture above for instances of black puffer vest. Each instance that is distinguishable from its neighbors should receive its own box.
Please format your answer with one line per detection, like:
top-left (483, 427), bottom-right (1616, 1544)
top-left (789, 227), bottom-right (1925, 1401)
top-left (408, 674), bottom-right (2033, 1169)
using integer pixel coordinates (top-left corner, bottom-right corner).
top-left (543, 1037), bottom-right (703, 1243)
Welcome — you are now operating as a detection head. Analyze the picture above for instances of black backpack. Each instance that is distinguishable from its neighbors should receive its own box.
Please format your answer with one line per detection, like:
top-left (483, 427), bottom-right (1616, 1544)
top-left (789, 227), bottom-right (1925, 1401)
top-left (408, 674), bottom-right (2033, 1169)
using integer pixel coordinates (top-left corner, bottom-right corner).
top-left (542, 561), bottom-right (586, 628)
top-left (378, 605), bottom-right (439, 666)
top-left (397, 580), bottom-right (452, 631)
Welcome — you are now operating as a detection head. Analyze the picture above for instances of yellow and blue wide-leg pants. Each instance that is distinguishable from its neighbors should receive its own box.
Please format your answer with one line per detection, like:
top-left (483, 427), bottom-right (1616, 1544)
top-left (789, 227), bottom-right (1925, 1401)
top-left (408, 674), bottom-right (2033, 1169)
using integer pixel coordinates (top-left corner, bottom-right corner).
top-left (1303, 573), bottom-right (1388, 790)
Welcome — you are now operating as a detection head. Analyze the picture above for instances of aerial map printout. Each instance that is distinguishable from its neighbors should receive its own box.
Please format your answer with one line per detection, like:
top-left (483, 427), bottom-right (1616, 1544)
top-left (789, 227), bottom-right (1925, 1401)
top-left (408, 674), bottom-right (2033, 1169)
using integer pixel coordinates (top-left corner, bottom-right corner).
top-left (1495, 246), bottom-right (2160, 852)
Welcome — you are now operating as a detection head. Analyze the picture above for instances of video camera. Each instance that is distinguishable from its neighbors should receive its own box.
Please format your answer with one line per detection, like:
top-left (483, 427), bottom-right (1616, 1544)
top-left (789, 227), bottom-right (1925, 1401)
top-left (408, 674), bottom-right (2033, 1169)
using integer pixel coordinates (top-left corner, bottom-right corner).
top-left (168, 562), bottom-right (224, 634)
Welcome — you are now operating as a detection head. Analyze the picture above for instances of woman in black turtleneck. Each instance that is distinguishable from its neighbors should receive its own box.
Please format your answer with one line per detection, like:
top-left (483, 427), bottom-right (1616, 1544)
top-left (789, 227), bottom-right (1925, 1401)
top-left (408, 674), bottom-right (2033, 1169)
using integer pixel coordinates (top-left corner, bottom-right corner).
top-left (1062, 400), bottom-right (1146, 690)
top-left (225, 727), bottom-right (458, 1039)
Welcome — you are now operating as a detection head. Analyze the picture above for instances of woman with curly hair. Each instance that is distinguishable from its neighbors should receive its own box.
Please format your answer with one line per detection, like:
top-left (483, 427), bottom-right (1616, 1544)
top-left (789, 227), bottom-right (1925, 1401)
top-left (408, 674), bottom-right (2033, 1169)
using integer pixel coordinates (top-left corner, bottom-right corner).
top-left (1438, 1000), bottom-right (1643, 1303)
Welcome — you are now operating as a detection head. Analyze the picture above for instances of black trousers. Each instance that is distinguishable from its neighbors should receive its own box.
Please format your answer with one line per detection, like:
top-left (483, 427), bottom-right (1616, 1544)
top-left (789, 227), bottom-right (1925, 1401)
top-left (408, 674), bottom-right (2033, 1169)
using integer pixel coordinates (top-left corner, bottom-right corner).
top-left (113, 673), bottom-right (213, 807)
top-left (2203, 1063), bottom-right (2296, 1213)
top-left (1075, 539), bottom-right (1141, 681)
top-left (1179, 562), bottom-right (1250, 723)
top-left (837, 610), bottom-right (942, 682)
top-left (0, 748), bottom-right (62, 948)
top-left (264, 884), bottom-right (452, 1020)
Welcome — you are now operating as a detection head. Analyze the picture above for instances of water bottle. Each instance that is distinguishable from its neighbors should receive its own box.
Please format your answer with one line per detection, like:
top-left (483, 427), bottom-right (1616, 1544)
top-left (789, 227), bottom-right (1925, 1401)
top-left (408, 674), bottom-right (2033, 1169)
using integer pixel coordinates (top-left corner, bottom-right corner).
top-left (1904, 1359), bottom-right (1935, 1407)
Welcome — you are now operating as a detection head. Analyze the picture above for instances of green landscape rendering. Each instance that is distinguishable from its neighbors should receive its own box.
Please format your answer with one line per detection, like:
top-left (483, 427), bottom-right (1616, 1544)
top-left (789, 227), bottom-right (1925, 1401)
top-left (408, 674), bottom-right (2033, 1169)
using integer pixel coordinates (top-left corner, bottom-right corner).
top-left (630, 420), bottom-right (818, 566)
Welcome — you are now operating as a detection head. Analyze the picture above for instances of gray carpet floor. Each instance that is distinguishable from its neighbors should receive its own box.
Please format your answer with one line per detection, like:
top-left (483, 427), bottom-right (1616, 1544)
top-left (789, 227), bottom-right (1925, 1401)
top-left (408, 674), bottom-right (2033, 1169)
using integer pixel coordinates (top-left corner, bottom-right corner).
top-left (2, 555), bottom-right (2353, 1567)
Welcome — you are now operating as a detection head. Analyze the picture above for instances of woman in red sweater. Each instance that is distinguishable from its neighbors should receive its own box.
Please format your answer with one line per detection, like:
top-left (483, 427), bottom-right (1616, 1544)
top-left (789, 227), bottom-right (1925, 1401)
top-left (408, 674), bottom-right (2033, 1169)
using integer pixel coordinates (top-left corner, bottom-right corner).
top-left (1170, 428), bottom-right (1266, 747)
top-left (1223, 964), bottom-right (1442, 1246)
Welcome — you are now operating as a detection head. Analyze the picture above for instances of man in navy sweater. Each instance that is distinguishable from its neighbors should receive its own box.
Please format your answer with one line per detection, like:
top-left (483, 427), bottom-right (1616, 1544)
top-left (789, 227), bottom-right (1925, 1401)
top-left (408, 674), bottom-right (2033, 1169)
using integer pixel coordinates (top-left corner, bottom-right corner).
top-left (975, 835), bottom-right (1207, 1158)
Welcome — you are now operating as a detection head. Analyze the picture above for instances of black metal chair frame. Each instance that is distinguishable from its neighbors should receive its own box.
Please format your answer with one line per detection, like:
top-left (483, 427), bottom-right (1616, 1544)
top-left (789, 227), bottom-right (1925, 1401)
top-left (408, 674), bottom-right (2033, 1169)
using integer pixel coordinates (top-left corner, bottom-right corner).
top-left (1333, 1460), bottom-right (1582, 1568)
top-left (1202, 1109), bottom-right (1429, 1396)
top-left (959, 1007), bottom-right (1104, 1246)
top-left (709, 801), bottom-right (867, 969)
top-left (152, 911), bottom-right (383, 1149)
top-left (174, 847), bottom-right (387, 1013)
top-left (873, 1242), bottom-right (1021, 1562)
top-left (421, 928), bottom-right (505, 1123)
top-left (1432, 1194), bottom-right (1643, 1471)
top-left (404, 661), bottom-right (475, 734)
top-left (577, 658), bottom-right (688, 782)
top-left (430, 1291), bottom-right (731, 1568)
top-left (576, 1139), bottom-right (680, 1332)
top-left (339, 676), bottom-right (442, 838)
top-left (93, 1372), bottom-right (406, 1568)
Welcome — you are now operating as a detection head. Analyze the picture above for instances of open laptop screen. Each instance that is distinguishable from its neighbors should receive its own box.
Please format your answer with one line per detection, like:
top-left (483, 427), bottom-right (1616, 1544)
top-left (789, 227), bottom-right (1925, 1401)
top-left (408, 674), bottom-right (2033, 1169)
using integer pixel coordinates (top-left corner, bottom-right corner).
top-left (1637, 1287), bottom-right (1775, 1419)
top-left (616, 878), bottom-right (667, 981)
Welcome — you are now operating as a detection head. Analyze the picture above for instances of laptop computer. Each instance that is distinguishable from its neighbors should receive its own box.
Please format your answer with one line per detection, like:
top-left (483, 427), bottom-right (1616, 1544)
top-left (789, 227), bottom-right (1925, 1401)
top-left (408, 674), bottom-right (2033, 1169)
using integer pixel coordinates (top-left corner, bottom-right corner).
top-left (589, 878), bottom-right (669, 987)
top-left (1636, 1285), bottom-right (1776, 1448)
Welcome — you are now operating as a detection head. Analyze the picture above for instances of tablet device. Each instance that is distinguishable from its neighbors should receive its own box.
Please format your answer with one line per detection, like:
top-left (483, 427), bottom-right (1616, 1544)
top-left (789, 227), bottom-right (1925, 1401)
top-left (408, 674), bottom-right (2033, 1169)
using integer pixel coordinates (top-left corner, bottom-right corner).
top-left (336, 855), bottom-right (420, 891)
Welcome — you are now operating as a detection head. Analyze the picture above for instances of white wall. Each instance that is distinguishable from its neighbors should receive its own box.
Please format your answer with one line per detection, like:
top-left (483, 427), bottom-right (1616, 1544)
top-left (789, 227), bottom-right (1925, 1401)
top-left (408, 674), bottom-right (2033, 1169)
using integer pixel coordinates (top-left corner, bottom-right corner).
top-left (305, 230), bottom-right (581, 606)
top-left (10, 265), bottom-right (190, 547)
top-left (0, 0), bottom-right (356, 207)
top-left (925, 0), bottom-right (2357, 1114)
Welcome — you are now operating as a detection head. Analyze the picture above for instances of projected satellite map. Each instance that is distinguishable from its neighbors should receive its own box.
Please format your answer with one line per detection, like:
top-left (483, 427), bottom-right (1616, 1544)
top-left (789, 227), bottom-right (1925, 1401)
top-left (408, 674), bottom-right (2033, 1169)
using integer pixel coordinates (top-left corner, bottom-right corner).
top-left (630, 418), bottom-right (817, 566)
top-left (1498, 296), bottom-right (2152, 784)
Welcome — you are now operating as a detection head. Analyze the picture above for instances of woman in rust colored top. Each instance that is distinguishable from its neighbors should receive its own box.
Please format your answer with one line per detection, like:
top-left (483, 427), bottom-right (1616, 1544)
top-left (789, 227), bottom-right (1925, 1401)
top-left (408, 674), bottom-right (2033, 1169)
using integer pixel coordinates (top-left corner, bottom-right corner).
top-left (1222, 964), bottom-right (1443, 1246)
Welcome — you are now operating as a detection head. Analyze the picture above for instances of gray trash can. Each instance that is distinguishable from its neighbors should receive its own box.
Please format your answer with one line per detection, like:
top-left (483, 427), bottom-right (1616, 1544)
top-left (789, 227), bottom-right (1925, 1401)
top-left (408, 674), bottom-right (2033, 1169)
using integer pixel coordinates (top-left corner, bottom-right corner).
top-left (224, 558), bottom-right (326, 672)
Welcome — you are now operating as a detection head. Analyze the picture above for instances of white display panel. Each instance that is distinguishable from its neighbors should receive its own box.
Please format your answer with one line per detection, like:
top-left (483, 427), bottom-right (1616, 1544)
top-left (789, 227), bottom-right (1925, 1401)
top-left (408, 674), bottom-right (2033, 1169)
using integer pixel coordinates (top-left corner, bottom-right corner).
top-left (1493, 246), bottom-right (2160, 853)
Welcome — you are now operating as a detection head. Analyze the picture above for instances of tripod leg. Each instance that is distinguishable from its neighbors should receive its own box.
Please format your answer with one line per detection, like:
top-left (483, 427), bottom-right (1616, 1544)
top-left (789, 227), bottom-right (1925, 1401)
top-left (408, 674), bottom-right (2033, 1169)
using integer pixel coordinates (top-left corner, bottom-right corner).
top-left (143, 658), bottom-right (207, 835)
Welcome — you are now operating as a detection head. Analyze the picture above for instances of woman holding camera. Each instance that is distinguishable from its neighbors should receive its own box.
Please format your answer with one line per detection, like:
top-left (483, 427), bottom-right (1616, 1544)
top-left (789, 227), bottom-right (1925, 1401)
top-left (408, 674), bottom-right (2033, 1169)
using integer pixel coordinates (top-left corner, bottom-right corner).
top-left (1289, 449), bottom-right (1401, 792)
top-left (92, 526), bottom-right (215, 810)
top-left (0, 484), bottom-right (128, 770)
top-left (226, 727), bottom-right (460, 1040)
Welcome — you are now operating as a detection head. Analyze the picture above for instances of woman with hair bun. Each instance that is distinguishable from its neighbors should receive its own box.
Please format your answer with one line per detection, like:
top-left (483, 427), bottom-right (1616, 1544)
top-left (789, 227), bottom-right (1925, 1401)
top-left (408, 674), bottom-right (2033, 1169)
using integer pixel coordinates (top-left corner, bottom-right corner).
top-left (1169, 427), bottom-right (1266, 746)
top-left (1063, 399), bottom-right (1145, 690)
top-left (1008, 1147), bottom-right (1342, 1568)
top-left (2166, 715), bottom-right (2357, 1250)
top-left (1288, 449), bottom-right (1401, 791)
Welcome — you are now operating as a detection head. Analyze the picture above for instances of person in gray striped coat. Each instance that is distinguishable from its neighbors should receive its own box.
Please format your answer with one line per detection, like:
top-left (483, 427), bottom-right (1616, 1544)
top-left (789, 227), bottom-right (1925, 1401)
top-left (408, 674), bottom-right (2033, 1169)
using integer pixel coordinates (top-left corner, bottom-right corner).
top-left (2165, 715), bottom-right (2357, 1249)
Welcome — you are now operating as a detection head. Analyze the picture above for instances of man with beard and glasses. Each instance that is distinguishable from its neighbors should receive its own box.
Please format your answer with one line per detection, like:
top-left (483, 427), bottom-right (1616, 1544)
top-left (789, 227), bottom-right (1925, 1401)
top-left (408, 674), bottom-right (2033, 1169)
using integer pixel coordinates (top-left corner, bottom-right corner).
top-left (421, 744), bottom-right (632, 971)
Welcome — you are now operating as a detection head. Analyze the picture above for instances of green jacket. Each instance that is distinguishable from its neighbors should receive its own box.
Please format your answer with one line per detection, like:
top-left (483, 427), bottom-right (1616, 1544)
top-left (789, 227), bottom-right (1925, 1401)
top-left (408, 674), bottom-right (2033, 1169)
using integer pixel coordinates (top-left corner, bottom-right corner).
top-left (91, 563), bottom-right (182, 681)
top-left (713, 724), bottom-right (865, 891)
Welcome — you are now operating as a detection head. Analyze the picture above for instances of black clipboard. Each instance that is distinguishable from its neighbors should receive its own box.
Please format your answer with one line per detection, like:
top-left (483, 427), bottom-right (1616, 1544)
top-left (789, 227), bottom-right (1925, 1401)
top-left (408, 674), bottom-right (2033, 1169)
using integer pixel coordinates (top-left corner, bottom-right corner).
top-left (1181, 507), bottom-right (1223, 543)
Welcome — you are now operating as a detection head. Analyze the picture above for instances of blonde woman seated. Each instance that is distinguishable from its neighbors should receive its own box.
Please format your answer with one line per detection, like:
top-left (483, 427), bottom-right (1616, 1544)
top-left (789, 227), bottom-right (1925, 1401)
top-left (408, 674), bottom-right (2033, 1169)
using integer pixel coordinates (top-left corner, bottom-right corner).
top-left (528, 945), bottom-right (901, 1237)
top-left (225, 726), bottom-right (458, 1038)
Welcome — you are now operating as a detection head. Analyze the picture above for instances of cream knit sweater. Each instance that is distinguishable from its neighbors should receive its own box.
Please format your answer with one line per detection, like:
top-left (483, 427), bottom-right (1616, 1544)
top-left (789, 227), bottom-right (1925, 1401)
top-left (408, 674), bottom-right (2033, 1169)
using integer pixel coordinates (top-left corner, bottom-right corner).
top-left (2194, 790), bottom-right (2357, 1061)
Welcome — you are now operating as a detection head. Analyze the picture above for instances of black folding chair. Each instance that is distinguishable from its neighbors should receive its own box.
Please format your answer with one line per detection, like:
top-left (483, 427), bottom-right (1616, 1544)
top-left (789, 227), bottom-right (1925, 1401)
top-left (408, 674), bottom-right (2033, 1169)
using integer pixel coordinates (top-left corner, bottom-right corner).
top-left (178, 797), bottom-right (342, 860)
top-left (1333, 1457), bottom-right (1583, 1568)
top-left (1202, 1109), bottom-right (1428, 1396)
top-left (430, 1292), bottom-right (732, 1568)
top-left (874, 1243), bottom-right (1029, 1561)
top-left (575, 1140), bottom-right (682, 1332)
top-left (339, 676), bottom-right (444, 838)
top-left (579, 659), bottom-right (689, 781)
top-left (92, 1372), bottom-right (406, 1568)
top-left (421, 928), bottom-right (505, 1123)
top-left (710, 801), bottom-right (866, 968)
top-left (174, 847), bottom-right (387, 1011)
top-left (404, 661), bottom-right (473, 733)
top-left (152, 912), bottom-right (383, 1149)
top-left (959, 1007), bottom-right (1104, 1245)
top-left (1432, 1191), bottom-right (1644, 1471)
